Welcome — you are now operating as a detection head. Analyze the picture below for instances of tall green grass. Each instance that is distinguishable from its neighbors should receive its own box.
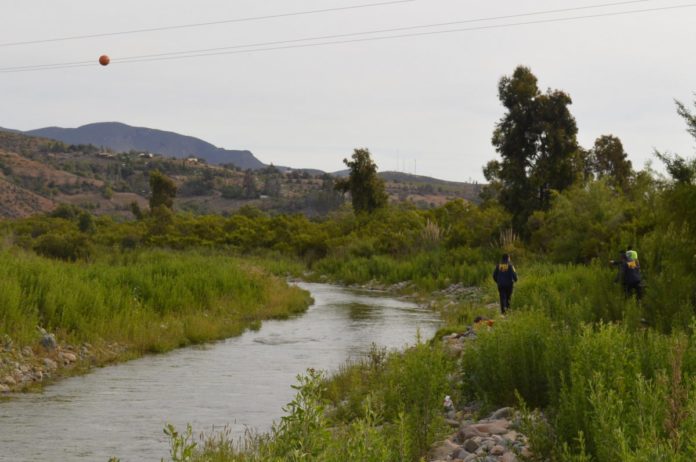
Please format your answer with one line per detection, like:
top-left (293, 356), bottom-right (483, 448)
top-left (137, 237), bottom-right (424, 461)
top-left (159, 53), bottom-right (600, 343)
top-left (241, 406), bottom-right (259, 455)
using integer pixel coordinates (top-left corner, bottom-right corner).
top-left (0, 249), bottom-right (311, 352)
top-left (460, 260), bottom-right (696, 460)
top-left (314, 247), bottom-right (491, 291)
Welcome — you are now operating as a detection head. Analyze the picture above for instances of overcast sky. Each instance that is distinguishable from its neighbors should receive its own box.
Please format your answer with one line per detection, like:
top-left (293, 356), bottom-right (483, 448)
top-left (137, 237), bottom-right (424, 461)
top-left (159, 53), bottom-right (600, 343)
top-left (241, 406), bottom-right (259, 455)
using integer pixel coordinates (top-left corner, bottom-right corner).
top-left (1, 0), bottom-right (695, 182)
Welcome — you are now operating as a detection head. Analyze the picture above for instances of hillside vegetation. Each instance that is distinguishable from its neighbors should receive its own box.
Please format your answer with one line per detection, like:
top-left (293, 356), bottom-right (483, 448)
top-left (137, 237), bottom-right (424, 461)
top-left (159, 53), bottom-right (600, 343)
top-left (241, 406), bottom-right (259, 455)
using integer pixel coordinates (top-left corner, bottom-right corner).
top-left (0, 129), bottom-right (480, 218)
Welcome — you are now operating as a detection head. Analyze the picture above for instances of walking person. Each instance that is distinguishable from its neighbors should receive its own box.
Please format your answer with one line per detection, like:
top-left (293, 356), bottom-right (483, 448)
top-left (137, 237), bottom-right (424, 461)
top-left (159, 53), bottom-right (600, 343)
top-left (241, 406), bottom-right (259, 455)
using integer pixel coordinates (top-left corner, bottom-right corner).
top-left (493, 254), bottom-right (518, 315)
top-left (622, 254), bottom-right (643, 301)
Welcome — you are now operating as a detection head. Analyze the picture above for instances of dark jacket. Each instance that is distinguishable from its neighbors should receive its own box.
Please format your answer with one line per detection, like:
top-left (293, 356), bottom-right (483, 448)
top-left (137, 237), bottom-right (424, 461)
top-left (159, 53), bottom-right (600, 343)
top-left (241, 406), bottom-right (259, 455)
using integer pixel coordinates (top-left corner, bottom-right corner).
top-left (622, 259), bottom-right (642, 286)
top-left (493, 263), bottom-right (518, 287)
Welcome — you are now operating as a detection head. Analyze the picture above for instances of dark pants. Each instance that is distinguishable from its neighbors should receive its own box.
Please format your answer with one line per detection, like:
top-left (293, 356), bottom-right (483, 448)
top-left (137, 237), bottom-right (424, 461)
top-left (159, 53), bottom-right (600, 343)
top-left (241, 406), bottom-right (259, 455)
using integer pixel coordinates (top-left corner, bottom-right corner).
top-left (625, 282), bottom-right (643, 301)
top-left (498, 285), bottom-right (513, 314)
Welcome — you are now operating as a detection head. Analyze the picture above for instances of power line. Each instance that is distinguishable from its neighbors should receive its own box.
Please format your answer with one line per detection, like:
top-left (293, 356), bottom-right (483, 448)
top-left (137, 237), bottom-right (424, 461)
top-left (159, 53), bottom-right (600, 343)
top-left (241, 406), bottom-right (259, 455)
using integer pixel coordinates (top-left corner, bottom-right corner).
top-left (0, 0), bottom-right (415, 48)
top-left (0, 0), bottom-right (656, 51)
top-left (2, 2), bottom-right (695, 73)
top-left (0, 0), bottom-right (662, 71)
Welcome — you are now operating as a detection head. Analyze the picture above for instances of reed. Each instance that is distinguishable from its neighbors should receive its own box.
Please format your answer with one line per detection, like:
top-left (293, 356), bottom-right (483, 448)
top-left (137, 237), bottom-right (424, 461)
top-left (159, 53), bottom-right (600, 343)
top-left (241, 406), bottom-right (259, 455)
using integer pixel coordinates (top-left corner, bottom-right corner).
top-left (0, 249), bottom-right (311, 352)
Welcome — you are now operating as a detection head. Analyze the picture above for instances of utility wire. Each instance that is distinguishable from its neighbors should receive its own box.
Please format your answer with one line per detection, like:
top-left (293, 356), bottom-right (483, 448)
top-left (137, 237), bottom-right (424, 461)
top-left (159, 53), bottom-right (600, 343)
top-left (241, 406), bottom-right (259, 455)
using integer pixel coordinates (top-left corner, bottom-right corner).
top-left (0, 0), bottom-right (656, 51)
top-left (1, 2), bottom-right (695, 73)
top-left (0, 0), bottom-right (663, 71)
top-left (0, 0), bottom-right (416, 48)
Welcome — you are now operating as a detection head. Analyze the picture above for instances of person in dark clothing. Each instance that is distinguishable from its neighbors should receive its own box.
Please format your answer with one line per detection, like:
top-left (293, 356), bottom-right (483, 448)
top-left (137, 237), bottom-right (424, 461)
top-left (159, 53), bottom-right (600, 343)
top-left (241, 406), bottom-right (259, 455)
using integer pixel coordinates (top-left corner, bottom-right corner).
top-left (493, 254), bottom-right (518, 314)
top-left (610, 250), bottom-right (627, 289)
top-left (622, 256), bottom-right (643, 301)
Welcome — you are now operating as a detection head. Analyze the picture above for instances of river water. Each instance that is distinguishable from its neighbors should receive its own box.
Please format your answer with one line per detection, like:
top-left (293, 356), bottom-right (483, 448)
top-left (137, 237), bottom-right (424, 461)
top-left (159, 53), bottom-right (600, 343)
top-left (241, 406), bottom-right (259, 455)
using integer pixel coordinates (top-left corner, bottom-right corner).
top-left (0, 283), bottom-right (441, 462)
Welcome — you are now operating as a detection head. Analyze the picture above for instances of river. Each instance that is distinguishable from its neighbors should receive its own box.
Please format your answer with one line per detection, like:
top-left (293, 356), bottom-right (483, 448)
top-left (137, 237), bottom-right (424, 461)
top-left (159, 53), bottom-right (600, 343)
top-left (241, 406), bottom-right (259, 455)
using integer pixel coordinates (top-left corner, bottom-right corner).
top-left (0, 283), bottom-right (441, 461)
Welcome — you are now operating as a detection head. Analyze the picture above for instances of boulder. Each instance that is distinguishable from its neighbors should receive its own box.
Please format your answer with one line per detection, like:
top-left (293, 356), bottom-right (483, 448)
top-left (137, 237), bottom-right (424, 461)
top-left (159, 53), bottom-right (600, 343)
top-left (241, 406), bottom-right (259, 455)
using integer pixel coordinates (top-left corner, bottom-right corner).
top-left (39, 333), bottom-right (57, 351)
top-left (490, 407), bottom-right (513, 420)
top-left (428, 439), bottom-right (460, 461)
top-left (43, 358), bottom-right (58, 371)
top-left (470, 420), bottom-right (510, 435)
top-left (463, 438), bottom-right (480, 453)
top-left (60, 352), bottom-right (77, 364)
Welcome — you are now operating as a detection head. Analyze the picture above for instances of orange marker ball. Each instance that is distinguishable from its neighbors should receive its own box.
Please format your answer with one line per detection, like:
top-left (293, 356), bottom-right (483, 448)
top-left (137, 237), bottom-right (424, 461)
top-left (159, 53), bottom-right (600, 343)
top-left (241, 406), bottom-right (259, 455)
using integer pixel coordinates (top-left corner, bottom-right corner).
top-left (99, 55), bottom-right (110, 66)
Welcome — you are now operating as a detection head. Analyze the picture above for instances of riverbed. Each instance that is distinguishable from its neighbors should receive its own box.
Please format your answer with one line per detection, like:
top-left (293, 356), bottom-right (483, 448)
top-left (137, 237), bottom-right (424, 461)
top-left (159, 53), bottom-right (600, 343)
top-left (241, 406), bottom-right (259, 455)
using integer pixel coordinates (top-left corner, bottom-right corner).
top-left (0, 283), bottom-right (441, 461)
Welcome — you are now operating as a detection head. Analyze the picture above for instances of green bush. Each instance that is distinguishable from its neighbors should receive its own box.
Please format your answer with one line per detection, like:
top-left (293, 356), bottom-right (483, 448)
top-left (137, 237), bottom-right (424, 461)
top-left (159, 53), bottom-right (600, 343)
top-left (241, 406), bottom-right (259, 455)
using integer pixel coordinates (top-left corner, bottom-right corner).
top-left (33, 231), bottom-right (93, 261)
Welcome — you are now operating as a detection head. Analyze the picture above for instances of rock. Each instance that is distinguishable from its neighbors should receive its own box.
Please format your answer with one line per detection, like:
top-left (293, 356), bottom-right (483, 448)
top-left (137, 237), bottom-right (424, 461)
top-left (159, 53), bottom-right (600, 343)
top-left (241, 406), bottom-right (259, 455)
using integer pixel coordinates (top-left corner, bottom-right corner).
top-left (60, 352), bottom-right (77, 364)
top-left (428, 439), bottom-right (460, 461)
top-left (21, 346), bottom-right (34, 357)
top-left (455, 448), bottom-right (472, 460)
top-left (39, 333), bottom-right (57, 351)
top-left (490, 444), bottom-right (506, 455)
top-left (463, 439), bottom-right (480, 453)
top-left (43, 358), bottom-right (58, 371)
top-left (2, 375), bottom-right (16, 386)
top-left (501, 452), bottom-right (519, 462)
top-left (3, 334), bottom-right (14, 352)
top-left (490, 407), bottom-right (514, 420)
top-left (503, 431), bottom-right (519, 442)
top-left (446, 418), bottom-right (460, 427)
top-left (470, 420), bottom-right (510, 435)
top-left (0, 384), bottom-right (9, 393)
top-left (458, 425), bottom-right (487, 440)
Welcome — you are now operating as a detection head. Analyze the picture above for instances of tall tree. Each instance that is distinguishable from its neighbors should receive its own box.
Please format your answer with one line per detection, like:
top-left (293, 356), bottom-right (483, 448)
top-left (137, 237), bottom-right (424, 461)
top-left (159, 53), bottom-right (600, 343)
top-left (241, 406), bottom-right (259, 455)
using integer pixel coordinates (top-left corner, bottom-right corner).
top-left (485, 66), bottom-right (581, 233)
top-left (335, 148), bottom-right (388, 213)
top-left (242, 170), bottom-right (259, 199)
top-left (149, 170), bottom-right (177, 210)
top-left (589, 135), bottom-right (633, 190)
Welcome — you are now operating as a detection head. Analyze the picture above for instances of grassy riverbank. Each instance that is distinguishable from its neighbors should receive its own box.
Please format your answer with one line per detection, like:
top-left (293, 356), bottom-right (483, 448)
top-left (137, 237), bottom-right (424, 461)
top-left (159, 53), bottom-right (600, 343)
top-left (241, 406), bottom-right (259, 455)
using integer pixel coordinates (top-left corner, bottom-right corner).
top-left (168, 258), bottom-right (696, 462)
top-left (0, 249), bottom-right (311, 391)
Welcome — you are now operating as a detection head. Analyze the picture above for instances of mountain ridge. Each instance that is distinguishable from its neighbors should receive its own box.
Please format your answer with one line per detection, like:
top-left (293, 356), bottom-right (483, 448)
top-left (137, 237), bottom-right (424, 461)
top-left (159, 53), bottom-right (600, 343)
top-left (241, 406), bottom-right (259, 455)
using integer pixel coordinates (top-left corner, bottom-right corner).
top-left (23, 122), bottom-right (265, 170)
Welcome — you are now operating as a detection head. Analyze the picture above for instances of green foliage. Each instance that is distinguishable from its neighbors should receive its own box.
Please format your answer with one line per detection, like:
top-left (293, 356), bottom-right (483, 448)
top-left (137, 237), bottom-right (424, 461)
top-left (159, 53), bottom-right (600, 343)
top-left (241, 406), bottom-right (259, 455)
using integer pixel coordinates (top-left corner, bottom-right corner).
top-left (455, 256), bottom-right (696, 461)
top-left (0, 249), bottom-right (311, 351)
top-left (334, 148), bottom-right (388, 213)
top-left (184, 341), bottom-right (454, 462)
top-left (530, 181), bottom-right (633, 263)
top-left (268, 369), bottom-right (331, 461)
top-left (164, 423), bottom-right (197, 462)
top-left (676, 94), bottom-right (696, 139)
top-left (430, 199), bottom-right (511, 248)
top-left (33, 231), bottom-right (93, 261)
top-left (589, 134), bottom-right (634, 190)
top-left (486, 65), bottom-right (581, 234)
top-left (462, 311), bottom-right (567, 408)
top-left (150, 170), bottom-right (177, 210)
top-left (380, 339), bottom-right (452, 458)
top-left (242, 170), bottom-right (258, 199)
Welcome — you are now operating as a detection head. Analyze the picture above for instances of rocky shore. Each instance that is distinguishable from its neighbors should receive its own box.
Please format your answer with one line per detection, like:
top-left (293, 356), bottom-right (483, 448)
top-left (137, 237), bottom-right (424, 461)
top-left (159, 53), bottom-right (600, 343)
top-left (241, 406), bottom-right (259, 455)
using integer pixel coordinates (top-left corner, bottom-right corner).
top-left (0, 329), bottom-right (126, 394)
top-left (430, 406), bottom-right (533, 462)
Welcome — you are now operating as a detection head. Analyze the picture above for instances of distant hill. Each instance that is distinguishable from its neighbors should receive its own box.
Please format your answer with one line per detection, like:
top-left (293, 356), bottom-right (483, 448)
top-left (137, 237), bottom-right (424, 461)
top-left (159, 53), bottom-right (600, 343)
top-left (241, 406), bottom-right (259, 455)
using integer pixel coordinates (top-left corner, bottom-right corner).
top-left (0, 129), bottom-right (483, 218)
top-left (24, 122), bottom-right (264, 170)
